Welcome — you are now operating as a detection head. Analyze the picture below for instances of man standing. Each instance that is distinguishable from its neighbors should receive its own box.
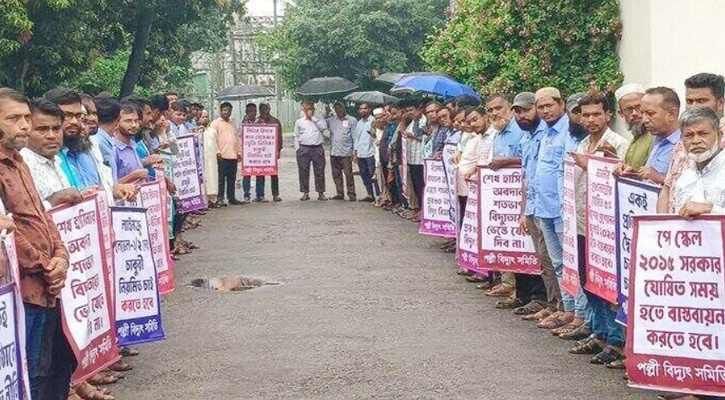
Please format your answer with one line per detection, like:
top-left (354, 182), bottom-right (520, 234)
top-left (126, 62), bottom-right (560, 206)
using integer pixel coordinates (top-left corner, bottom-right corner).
top-left (210, 102), bottom-right (243, 205)
top-left (0, 88), bottom-right (73, 399)
top-left (20, 98), bottom-right (82, 208)
top-left (659, 74), bottom-right (723, 213)
top-left (621, 87), bottom-right (681, 185)
top-left (110, 102), bottom-right (149, 183)
top-left (293, 100), bottom-right (328, 201)
top-left (402, 100), bottom-right (426, 221)
top-left (354, 103), bottom-right (377, 202)
top-left (257, 103), bottom-right (283, 202)
top-left (241, 103), bottom-right (267, 203)
top-left (422, 101), bottom-right (442, 159)
top-left (615, 84), bottom-right (652, 168)
top-left (327, 102), bottom-right (357, 201)
top-left (92, 95), bottom-right (120, 166)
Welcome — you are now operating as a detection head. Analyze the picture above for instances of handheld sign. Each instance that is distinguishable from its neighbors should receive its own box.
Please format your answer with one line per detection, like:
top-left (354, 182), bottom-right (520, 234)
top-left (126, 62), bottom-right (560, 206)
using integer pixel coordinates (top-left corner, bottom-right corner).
top-left (172, 135), bottom-right (206, 213)
top-left (562, 159), bottom-right (580, 296)
top-left (241, 124), bottom-right (279, 176)
top-left (457, 178), bottom-right (482, 275)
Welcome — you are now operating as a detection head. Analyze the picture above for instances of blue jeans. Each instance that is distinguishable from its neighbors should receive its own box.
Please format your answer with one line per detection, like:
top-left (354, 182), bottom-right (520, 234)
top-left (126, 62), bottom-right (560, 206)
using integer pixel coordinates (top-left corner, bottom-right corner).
top-left (357, 157), bottom-right (378, 198)
top-left (243, 176), bottom-right (265, 198)
top-left (25, 304), bottom-right (76, 400)
top-left (585, 294), bottom-right (624, 347)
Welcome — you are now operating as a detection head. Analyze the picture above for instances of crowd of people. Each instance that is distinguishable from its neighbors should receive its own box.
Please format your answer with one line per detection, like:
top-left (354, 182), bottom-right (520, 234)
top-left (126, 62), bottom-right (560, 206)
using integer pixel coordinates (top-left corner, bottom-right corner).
top-left (0, 86), bottom-right (229, 399)
top-left (1, 69), bottom-right (724, 400)
top-left (276, 73), bottom-right (725, 400)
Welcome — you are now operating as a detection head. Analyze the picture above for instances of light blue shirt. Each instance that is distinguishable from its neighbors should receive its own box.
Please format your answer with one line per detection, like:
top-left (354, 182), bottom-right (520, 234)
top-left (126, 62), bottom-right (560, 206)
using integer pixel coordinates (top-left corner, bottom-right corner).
top-left (59, 148), bottom-right (100, 189)
top-left (533, 114), bottom-right (571, 219)
top-left (95, 127), bottom-right (114, 167)
top-left (645, 129), bottom-right (681, 175)
top-left (327, 115), bottom-right (357, 157)
top-left (353, 116), bottom-right (375, 159)
top-left (521, 120), bottom-right (547, 216)
top-left (493, 118), bottom-right (525, 157)
top-left (445, 129), bottom-right (461, 145)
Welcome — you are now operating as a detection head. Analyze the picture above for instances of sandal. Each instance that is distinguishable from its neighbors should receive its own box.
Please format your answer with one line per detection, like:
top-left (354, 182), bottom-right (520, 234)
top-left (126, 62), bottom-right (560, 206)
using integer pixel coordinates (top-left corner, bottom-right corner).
top-left (486, 284), bottom-right (514, 298)
top-left (536, 314), bottom-right (570, 329)
top-left (75, 382), bottom-right (115, 400)
top-left (514, 301), bottom-right (544, 316)
top-left (551, 322), bottom-right (581, 336)
top-left (120, 347), bottom-right (139, 357)
top-left (559, 324), bottom-right (592, 340)
top-left (523, 308), bottom-right (551, 321)
top-left (496, 298), bottom-right (523, 309)
top-left (569, 338), bottom-right (604, 355)
top-left (591, 346), bottom-right (623, 365)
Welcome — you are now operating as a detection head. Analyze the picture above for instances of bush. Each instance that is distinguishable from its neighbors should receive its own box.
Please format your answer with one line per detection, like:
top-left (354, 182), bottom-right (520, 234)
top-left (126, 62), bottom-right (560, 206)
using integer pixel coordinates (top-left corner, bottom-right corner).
top-left (420, 0), bottom-right (623, 97)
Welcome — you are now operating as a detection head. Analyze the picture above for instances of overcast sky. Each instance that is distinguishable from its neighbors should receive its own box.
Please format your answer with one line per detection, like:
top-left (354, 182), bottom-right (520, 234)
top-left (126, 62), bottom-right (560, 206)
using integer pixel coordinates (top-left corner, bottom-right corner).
top-left (245, 0), bottom-right (289, 16)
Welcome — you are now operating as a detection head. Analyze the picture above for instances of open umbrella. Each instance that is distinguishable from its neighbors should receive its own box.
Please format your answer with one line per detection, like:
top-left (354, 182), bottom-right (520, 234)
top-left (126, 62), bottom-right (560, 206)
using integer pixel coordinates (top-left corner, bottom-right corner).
top-left (343, 91), bottom-right (399, 106)
top-left (298, 77), bottom-right (358, 96)
top-left (391, 72), bottom-right (480, 101)
top-left (373, 72), bottom-right (407, 85)
top-left (216, 84), bottom-right (274, 100)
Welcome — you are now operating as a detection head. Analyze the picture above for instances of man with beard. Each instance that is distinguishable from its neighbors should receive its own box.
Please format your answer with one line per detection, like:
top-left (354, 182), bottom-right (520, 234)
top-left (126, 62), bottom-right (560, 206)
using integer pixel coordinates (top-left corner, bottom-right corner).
top-left (0, 88), bottom-right (71, 400)
top-left (125, 96), bottom-right (162, 178)
top-left (616, 84), bottom-right (652, 168)
top-left (257, 103), bottom-right (283, 202)
top-left (110, 101), bottom-right (148, 184)
top-left (79, 92), bottom-right (98, 136)
top-left (567, 94), bottom-right (629, 363)
top-left (92, 95), bottom-right (120, 167)
top-left (484, 93), bottom-right (524, 299)
top-left (659, 73), bottom-right (724, 214)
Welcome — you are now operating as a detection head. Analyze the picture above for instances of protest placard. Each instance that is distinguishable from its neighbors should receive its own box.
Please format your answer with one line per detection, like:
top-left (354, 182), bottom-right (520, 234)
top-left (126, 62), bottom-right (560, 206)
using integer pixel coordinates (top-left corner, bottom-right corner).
top-left (478, 167), bottom-right (539, 274)
top-left (241, 124), bottom-right (279, 176)
top-left (400, 136), bottom-right (408, 199)
top-left (585, 155), bottom-right (620, 303)
top-left (125, 179), bottom-right (174, 295)
top-left (419, 158), bottom-right (456, 238)
top-left (627, 215), bottom-right (725, 396)
top-left (172, 135), bottom-right (206, 213)
top-left (0, 284), bottom-right (26, 399)
top-left (51, 197), bottom-right (119, 383)
top-left (614, 177), bottom-right (659, 326)
top-left (111, 207), bottom-right (165, 346)
top-left (562, 158), bottom-right (580, 296)
top-left (457, 178), bottom-right (481, 274)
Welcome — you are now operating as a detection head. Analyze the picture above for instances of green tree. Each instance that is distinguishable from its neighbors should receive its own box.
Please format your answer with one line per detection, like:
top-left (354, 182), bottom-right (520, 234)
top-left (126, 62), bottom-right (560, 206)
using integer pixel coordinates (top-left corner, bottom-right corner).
top-left (0, 0), bottom-right (244, 97)
top-left (421, 0), bottom-right (623, 96)
top-left (262, 0), bottom-right (449, 93)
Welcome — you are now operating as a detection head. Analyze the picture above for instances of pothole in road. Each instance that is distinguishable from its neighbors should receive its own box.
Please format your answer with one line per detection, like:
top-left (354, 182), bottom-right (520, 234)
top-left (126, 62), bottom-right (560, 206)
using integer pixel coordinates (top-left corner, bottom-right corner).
top-left (189, 276), bottom-right (280, 292)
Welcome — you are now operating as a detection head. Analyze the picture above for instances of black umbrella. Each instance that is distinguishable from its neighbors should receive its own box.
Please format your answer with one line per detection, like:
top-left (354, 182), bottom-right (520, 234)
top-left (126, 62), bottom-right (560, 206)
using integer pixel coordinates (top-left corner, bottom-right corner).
top-left (373, 72), bottom-right (406, 85)
top-left (343, 91), bottom-right (399, 106)
top-left (216, 84), bottom-right (275, 100)
top-left (298, 77), bottom-right (358, 96)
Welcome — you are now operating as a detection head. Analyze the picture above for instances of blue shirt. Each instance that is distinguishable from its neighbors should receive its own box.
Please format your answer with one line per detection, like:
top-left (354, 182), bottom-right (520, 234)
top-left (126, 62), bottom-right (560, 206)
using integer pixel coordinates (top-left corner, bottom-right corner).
top-left (353, 116), bottom-right (375, 159)
top-left (135, 138), bottom-right (156, 179)
top-left (59, 148), bottom-right (100, 189)
top-left (521, 120), bottom-right (547, 216)
top-left (431, 126), bottom-right (450, 153)
top-left (493, 118), bottom-right (524, 157)
top-left (110, 138), bottom-right (144, 182)
top-left (533, 114), bottom-right (571, 219)
top-left (445, 129), bottom-right (461, 145)
top-left (645, 129), bottom-right (681, 175)
top-left (95, 128), bottom-right (114, 167)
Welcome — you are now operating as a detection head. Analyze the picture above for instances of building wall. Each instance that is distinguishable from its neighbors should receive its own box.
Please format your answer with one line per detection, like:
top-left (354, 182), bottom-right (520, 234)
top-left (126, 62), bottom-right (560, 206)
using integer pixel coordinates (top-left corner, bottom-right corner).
top-left (619, 0), bottom-right (725, 101)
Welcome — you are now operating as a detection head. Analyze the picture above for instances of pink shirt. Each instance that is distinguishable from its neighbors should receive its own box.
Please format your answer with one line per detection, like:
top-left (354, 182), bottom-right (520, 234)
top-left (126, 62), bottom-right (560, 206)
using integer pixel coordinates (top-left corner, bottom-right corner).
top-left (211, 118), bottom-right (239, 160)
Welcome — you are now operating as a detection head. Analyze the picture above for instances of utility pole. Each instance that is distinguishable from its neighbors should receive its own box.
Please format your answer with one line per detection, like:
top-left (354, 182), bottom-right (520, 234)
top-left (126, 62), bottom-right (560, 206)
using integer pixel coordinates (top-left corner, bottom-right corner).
top-left (273, 0), bottom-right (281, 100)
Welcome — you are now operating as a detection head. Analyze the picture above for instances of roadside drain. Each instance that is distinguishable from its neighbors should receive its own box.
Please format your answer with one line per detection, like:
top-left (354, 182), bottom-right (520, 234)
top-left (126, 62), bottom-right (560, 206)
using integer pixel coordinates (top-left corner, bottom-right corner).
top-left (189, 276), bottom-right (280, 292)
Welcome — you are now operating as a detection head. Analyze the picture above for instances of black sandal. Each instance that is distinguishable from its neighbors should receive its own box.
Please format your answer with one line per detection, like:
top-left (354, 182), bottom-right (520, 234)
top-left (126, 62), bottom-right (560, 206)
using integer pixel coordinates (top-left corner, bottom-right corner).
top-left (591, 347), bottom-right (622, 365)
top-left (569, 338), bottom-right (603, 355)
top-left (513, 301), bottom-right (544, 316)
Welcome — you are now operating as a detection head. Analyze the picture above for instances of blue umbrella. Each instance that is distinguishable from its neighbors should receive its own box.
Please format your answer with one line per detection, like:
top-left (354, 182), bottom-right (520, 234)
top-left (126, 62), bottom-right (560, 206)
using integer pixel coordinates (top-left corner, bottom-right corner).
top-left (391, 72), bottom-right (480, 101)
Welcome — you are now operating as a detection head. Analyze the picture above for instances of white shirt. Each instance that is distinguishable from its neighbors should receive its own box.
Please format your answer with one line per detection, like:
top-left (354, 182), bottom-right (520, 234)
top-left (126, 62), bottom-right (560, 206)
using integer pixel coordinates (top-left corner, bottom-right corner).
top-left (477, 127), bottom-right (497, 166)
top-left (673, 150), bottom-right (725, 214)
top-left (20, 148), bottom-right (71, 209)
top-left (293, 116), bottom-right (328, 149)
top-left (575, 128), bottom-right (630, 234)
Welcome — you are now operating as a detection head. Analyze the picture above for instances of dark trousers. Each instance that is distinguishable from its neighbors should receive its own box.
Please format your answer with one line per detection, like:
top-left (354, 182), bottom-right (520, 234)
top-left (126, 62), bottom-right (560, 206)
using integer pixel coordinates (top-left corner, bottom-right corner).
top-left (243, 176), bottom-right (279, 198)
top-left (330, 156), bottom-right (356, 197)
top-left (409, 164), bottom-right (425, 208)
top-left (515, 274), bottom-right (547, 305)
top-left (357, 157), bottom-right (378, 197)
top-left (217, 158), bottom-right (238, 202)
top-left (458, 195), bottom-right (467, 227)
top-left (296, 145), bottom-right (325, 193)
top-left (392, 163), bottom-right (408, 208)
top-left (25, 304), bottom-right (77, 400)
top-left (382, 164), bottom-right (401, 205)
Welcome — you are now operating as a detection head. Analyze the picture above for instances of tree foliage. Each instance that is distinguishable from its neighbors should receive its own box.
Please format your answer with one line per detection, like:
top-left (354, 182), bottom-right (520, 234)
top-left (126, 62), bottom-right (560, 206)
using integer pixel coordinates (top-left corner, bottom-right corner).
top-left (0, 0), bottom-right (244, 97)
top-left (262, 0), bottom-right (449, 92)
top-left (421, 0), bottom-right (623, 96)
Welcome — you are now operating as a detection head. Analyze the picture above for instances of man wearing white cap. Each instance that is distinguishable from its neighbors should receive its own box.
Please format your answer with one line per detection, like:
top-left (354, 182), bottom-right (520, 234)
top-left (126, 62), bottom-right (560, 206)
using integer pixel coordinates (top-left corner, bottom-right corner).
top-left (617, 83), bottom-right (653, 169)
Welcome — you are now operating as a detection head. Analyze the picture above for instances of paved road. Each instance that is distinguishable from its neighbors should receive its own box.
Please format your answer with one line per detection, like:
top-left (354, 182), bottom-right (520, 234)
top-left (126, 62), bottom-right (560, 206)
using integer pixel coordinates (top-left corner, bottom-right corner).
top-left (113, 148), bottom-right (650, 399)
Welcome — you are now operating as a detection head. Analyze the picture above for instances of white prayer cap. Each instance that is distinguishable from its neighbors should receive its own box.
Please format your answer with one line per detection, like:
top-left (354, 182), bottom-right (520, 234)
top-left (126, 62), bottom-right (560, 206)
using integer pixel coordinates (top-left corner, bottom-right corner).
top-left (615, 83), bottom-right (645, 102)
top-left (373, 108), bottom-right (385, 117)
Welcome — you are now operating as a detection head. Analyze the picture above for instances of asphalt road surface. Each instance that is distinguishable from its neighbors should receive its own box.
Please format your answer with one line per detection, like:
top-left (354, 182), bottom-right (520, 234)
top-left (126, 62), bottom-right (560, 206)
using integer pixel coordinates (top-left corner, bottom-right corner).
top-left (113, 147), bottom-right (651, 400)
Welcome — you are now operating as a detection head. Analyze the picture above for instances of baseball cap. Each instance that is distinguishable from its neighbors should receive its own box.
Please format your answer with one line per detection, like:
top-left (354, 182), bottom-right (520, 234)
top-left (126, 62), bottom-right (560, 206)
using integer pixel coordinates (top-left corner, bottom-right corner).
top-left (512, 92), bottom-right (535, 110)
top-left (566, 92), bottom-right (586, 112)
